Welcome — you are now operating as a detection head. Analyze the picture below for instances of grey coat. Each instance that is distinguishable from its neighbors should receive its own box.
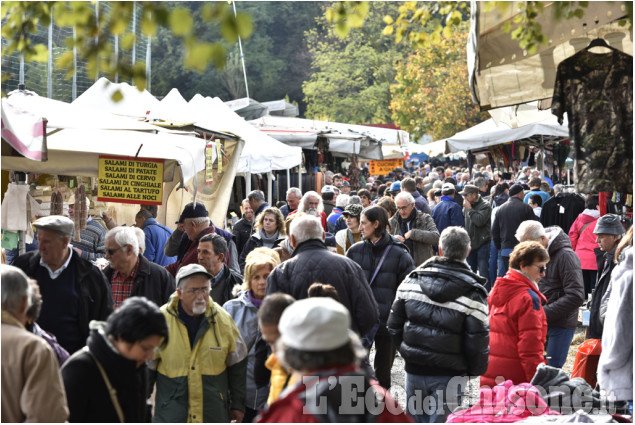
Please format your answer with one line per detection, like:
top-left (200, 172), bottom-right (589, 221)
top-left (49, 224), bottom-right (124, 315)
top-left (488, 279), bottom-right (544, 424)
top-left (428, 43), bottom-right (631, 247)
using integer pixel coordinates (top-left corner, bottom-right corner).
top-left (388, 210), bottom-right (440, 267)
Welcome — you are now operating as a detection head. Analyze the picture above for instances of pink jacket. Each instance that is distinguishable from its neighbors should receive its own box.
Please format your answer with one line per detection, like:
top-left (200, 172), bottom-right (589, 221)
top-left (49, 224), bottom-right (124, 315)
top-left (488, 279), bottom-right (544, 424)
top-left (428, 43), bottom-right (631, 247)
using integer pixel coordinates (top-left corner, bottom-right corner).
top-left (568, 212), bottom-right (599, 270)
top-left (447, 380), bottom-right (560, 423)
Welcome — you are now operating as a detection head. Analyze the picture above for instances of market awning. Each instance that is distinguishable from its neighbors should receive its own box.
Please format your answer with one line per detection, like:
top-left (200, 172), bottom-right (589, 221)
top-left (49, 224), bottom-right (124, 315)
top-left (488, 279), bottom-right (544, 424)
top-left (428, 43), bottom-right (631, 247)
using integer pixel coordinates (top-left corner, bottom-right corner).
top-left (73, 77), bottom-right (160, 118)
top-left (224, 97), bottom-right (269, 120)
top-left (469, 1), bottom-right (633, 110)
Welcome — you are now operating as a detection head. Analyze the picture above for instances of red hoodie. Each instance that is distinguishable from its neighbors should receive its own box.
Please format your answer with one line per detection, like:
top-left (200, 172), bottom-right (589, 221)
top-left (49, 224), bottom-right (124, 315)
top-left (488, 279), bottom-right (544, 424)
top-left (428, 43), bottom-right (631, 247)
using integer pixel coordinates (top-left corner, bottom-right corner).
top-left (568, 211), bottom-right (599, 270)
top-left (480, 269), bottom-right (547, 388)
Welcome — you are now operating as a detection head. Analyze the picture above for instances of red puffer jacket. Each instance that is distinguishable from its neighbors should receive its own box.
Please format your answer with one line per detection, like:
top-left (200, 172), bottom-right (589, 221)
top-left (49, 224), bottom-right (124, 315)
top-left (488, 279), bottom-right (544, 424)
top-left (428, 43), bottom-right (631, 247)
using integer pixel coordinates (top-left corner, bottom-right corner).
top-left (568, 211), bottom-right (599, 270)
top-left (480, 269), bottom-right (547, 388)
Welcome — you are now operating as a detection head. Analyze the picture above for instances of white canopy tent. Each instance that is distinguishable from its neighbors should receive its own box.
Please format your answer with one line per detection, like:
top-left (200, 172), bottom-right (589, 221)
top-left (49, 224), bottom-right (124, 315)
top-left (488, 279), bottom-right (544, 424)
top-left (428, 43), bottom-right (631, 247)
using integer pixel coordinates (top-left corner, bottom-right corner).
top-left (73, 77), bottom-right (160, 118)
top-left (438, 114), bottom-right (569, 153)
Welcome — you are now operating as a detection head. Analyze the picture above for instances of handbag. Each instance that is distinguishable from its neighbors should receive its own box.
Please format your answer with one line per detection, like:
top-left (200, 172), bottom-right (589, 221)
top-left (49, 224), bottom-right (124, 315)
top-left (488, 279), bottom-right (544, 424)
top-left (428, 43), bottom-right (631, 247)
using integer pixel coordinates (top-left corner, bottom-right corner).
top-left (571, 338), bottom-right (602, 388)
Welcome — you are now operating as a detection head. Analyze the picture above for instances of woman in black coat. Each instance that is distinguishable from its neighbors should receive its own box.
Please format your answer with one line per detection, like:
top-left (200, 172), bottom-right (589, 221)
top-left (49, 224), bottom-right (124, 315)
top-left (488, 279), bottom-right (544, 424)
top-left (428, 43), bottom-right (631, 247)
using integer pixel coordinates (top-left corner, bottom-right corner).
top-left (61, 297), bottom-right (168, 423)
top-left (346, 206), bottom-right (415, 389)
top-left (239, 207), bottom-right (286, 272)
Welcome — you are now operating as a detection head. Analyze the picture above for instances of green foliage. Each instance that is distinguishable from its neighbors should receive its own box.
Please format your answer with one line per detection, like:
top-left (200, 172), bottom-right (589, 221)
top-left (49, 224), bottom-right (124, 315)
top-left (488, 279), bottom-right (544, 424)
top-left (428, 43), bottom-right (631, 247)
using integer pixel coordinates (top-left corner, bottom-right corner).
top-left (303, 2), bottom-right (409, 124)
top-left (1, 1), bottom-right (253, 99)
top-left (390, 24), bottom-right (489, 140)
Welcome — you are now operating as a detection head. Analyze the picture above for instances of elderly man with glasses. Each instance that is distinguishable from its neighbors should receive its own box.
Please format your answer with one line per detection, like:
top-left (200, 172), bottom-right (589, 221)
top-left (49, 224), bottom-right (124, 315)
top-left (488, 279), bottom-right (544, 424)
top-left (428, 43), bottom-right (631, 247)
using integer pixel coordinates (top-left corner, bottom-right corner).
top-left (515, 220), bottom-right (585, 369)
top-left (389, 192), bottom-right (440, 266)
top-left (102, 226), bottom-right (175, 309)
top-left (151, 264), bottom-right (248, 423)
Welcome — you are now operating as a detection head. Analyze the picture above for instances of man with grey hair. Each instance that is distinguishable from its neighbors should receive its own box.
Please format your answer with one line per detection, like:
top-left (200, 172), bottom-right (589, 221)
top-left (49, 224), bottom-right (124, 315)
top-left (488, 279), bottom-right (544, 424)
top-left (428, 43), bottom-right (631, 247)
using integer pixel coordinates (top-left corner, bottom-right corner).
top-left (390, 191), bottom-right (439, 266)
top-left (290, 190), bottom-right (327, 231)
top-left (103, 226), bottom-right (175, 309)
top-left (266, 215), bottom-right (379, 346)
top-left (152, 264), bottom-right (248, 422)
top-left (165, 202), bottom-right (239, 277)
top-left (280, 187), bottom-right (302, 219)
top-left (13, 215), bottom-right (113, 354)
top-left (516, 220), bottom-right (584, 368)
top-left (247, 190), bottom-right (269, 217)
top-left (1, 265), bottom-right (69, 422)
top-left (388, 226), bottom-right (489, 422)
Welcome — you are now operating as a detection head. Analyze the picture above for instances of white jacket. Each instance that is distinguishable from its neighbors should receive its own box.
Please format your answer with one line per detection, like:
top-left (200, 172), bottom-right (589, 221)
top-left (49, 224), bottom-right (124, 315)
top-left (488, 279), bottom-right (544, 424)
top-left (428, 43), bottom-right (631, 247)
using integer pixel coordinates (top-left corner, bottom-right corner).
top-left (598, 245), bottom-right (633, 401)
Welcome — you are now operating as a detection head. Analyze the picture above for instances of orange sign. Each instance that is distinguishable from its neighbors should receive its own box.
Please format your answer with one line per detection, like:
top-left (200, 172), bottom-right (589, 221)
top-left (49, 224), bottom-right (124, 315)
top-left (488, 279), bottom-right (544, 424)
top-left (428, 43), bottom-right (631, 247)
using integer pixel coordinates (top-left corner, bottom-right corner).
top-left (369, 159), bottom-right (403, 175)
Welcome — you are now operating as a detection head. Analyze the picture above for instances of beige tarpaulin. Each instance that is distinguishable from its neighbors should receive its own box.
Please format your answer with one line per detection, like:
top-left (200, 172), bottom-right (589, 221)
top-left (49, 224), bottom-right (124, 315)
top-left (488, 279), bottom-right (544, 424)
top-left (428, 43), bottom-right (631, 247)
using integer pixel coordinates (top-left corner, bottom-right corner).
top-left (469, 1), bottom-right (633, 110)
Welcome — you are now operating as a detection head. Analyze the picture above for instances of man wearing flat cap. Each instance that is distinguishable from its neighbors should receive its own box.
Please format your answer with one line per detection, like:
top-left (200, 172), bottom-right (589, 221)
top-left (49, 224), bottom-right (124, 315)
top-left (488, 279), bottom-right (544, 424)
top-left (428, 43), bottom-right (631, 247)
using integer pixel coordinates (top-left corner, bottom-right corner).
top-left (164, 202), bottom-right (239, 277)
top-left (491, 183), bottom-right (538, 274)
top-left (12, 215), bottom-right (113, 354)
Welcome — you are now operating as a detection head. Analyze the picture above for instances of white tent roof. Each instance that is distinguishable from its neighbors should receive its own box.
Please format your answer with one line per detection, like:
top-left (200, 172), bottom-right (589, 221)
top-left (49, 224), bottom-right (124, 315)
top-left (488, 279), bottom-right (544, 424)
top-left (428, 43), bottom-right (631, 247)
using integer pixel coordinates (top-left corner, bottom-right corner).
top-left (439, 113), bottom-right (569, 153)
top-left (6, 89), bottom-right (160, 133)
top-left (74, 80), bottom-right (302, 173)
top-left (2, 129), bottom-right (205, 184)
top-left (73, 77), bottom-right (160, 118)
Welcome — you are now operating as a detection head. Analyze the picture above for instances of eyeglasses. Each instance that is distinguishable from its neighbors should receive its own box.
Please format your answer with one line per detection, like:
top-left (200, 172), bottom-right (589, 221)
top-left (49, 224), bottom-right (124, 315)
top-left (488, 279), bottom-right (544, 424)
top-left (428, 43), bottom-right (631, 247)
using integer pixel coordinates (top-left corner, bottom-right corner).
top-left (106, 246), bottom-right (125, 256)
top-left (396, 205), bottom-right (411, 211)
top-left (532, 264), bottom-right (546, 274)
top-left (185, 287), bottom-right (210, 296)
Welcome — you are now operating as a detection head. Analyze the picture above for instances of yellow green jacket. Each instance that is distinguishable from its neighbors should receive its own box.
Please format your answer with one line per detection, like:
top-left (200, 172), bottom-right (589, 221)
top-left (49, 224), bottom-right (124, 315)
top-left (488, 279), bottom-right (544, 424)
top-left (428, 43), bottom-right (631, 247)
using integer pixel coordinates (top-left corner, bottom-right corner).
top-left (264, 353), bottom-right (296, 406)
top-left (153, 293), bottom-right (248, 423)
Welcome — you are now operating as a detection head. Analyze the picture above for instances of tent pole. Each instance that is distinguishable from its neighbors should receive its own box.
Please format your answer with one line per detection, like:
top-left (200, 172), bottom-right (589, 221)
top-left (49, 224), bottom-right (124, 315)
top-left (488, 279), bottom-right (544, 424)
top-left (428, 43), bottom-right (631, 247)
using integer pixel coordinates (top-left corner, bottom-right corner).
top-left (286, 169), bottom-right (290, 194)
top-left (267, 172), bottom-right (273, 206)
top-left (245, 172), bottom-right (251, 194)
top-left (298, 165), bottom-right (302, 193)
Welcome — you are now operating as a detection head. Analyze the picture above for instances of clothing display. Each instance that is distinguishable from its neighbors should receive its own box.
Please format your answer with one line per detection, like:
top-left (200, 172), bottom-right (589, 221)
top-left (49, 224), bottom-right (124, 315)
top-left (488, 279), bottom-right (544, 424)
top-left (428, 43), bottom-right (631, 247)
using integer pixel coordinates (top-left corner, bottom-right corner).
top-left (552, 47), bottom-right (633, 194)
top-left (540, 192), bottom-right (585, 235)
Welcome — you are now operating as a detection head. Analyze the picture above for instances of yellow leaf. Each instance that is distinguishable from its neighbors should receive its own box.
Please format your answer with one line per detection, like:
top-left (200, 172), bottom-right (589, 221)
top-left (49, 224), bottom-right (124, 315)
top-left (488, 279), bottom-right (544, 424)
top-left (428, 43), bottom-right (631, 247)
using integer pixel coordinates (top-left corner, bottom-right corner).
top-left (382, 25), bottom-right (394, 35)
top-left (111, 89), bottom-right (123, 103)
top-left (169, 7), bottom-right (193, 37)
top-left (383, 15), bottom-right (394, 25)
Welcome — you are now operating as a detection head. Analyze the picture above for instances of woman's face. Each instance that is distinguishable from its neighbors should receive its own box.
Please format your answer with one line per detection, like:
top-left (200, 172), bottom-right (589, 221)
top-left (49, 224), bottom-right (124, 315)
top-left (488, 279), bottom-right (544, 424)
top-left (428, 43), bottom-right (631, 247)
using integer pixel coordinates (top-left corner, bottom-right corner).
top-left (345, 215), bottom-right (360, 232)
top-left (114, 334), bottom-right (163, 367)
top-left (262, 213), bottom-right (278, 235)
top-left (360, 195), bottom-right (371, 208)
top-left (520, 260), bottom-right (548, 283)
top-left (359, 214), bottom-right (379, 240)
top-left (250, 265), bottom-right (271, 299)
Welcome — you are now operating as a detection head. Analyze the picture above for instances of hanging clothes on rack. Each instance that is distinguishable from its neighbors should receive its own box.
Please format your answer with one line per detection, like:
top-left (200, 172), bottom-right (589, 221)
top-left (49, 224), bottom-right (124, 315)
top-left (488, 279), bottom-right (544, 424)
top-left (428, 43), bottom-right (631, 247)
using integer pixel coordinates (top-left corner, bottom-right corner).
top-left (551, 40), bottom-right (633, 195)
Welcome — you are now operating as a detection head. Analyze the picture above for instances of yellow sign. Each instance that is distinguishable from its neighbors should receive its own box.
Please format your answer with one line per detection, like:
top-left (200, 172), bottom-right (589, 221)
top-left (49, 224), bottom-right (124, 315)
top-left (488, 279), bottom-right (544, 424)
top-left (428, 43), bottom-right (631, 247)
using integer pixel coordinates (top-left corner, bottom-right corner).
top-left (97, 155), bottom-right (164, 205)
top-left (369, 159), bottom-right (403, 175)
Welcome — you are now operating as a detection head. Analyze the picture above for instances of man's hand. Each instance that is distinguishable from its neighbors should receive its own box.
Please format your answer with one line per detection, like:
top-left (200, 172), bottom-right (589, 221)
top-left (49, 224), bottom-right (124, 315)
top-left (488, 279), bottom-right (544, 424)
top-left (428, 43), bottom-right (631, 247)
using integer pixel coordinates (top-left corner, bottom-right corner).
top-left (396, 235), bottom-right (405, 243)
top-left (463, 199), bottom-right (472, 210)
top-left (230, 409), bottom-right (244, 423)
top-left (73, 247), bottom-right (83, 256)
top-left (404, 230), bottom-right (412, 240)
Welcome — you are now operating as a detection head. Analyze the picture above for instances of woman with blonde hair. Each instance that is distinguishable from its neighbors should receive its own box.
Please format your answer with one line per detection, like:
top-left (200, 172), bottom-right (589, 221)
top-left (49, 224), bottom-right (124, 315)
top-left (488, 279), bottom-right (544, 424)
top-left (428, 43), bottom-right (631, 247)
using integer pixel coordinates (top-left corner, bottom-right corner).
top-left (223, 250), bottom-right (280, 422)
top-left (239, 207), bottom-right (286, 272)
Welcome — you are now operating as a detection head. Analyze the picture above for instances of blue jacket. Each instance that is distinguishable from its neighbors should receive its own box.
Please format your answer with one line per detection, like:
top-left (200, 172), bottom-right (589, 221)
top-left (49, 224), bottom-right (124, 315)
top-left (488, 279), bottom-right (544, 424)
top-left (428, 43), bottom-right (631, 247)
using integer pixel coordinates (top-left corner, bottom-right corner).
top-left (327, 208), bottom-right (343, 234)
top-left (431, 196), bottom-right (465, 234)
top-left (142, 218), bottom-right (176, 266)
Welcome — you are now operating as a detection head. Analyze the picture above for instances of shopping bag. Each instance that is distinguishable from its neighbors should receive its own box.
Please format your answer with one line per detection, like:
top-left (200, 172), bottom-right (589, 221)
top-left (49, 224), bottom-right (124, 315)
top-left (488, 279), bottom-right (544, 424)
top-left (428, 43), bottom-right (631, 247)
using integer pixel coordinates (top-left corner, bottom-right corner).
top-left (571, 338), bottom-right (602, 388)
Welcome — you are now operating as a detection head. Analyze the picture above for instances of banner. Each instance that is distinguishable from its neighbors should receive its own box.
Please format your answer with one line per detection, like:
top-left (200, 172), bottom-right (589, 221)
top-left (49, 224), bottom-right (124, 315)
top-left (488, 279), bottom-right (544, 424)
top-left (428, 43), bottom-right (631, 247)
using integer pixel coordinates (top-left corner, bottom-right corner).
top-left (369, 158), bottom-right (403, 175)
top-left (97, 155), bottom-right (164, 205)
top-left (205, 142), bottom-right (215, 185)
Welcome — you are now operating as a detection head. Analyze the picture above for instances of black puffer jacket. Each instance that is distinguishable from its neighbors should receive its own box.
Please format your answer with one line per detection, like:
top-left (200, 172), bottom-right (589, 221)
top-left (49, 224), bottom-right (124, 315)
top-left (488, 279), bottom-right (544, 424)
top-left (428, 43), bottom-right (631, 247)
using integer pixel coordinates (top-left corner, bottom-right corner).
top-left (266, 239), bottom-right (379, 341)
top-left (346, 233), bottom-right (414, 333)
top-left (232, 218), bottom-right (254, 255)
top-left (387, 256), bottom-right (489, 377)
top-left (539, 227), bottom-right (585, 329)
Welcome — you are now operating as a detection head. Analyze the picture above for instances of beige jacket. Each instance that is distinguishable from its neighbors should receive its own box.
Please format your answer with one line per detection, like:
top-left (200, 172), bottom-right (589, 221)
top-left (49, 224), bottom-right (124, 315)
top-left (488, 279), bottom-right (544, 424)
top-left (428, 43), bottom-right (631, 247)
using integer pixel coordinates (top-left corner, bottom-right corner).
top-left (1, 310), bottom-right (69, 422)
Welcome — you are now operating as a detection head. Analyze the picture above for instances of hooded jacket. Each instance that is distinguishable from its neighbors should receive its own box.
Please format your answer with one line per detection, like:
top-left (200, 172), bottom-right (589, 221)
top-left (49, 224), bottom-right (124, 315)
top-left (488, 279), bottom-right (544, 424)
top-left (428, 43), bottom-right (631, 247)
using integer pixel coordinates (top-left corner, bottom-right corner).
top-left (266, 239), bottom-right (379, 342)
top-left (539, 227), bottom-right (585, 329)
top-left (346, 233), bottom-right (415, 333)
top-left (481, 269), bottom-right (547, 388)
top-left (387, 257), bottom-right (489, 377)
top-left (61, 322), bottom-right (148, 422)
top-left (388, 210), bottom-right (440, 266)
top-left (568, 210), bottom-right (600, 270)
top-left (223, 291), bottom-right (270, 412)
top-left (153, 293), bottom-right (248, 423)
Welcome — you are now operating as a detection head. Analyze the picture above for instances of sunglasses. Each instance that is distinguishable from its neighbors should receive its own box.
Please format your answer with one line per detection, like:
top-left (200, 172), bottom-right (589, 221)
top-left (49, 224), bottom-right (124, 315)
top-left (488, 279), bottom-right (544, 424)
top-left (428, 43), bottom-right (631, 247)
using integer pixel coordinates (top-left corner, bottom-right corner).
top-left (106, 246), bottom-right (125, 256)
top-left (532, 264), bottom-right (546, 274)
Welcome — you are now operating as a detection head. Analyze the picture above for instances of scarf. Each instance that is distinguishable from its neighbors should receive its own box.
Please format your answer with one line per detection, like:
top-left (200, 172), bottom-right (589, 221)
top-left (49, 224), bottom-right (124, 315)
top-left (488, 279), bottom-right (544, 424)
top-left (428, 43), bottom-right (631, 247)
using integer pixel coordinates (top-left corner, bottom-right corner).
top-left (248, 290), bottom-right (263, 308)
top-left (259, 229), bottom-right (279, 248)
top-left (396, 208), bottom-right (417, 254)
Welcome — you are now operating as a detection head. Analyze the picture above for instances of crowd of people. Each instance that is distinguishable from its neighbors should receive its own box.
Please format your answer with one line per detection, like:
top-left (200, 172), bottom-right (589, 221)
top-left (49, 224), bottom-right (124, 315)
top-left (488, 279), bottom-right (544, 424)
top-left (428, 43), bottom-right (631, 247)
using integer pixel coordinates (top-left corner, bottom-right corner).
top-left (1, 160), bottom-right (632, 423)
